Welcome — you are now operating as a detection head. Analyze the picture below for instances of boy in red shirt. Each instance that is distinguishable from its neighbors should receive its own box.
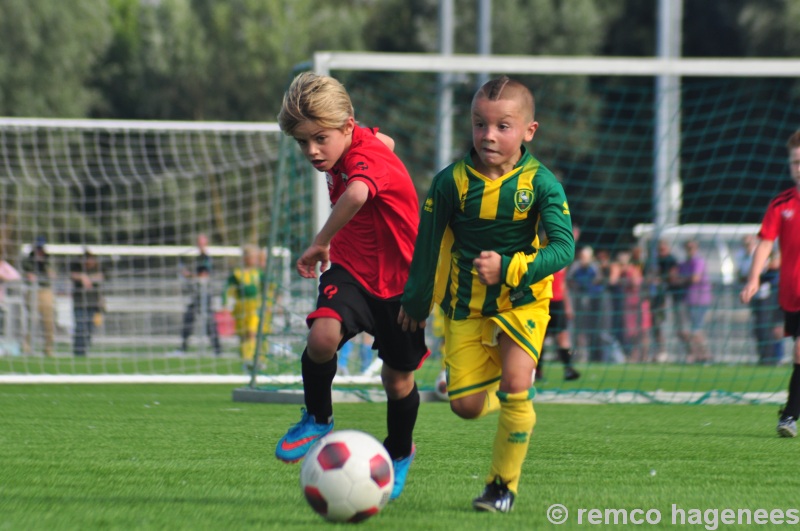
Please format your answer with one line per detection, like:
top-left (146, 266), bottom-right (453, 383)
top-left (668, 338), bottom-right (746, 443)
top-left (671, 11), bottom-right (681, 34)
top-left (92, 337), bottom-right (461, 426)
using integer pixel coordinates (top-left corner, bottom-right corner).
top-left (741, 129), bottom-right (800, 437)
top-left (274, 73), bottom-right (428, 499)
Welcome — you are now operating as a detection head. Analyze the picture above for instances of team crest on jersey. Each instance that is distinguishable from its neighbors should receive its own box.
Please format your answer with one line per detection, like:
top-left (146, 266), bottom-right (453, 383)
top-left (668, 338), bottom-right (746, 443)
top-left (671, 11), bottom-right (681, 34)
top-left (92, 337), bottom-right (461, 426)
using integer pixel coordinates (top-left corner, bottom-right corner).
top-left (782, 208), bottom-right (795, 220)
top-left (514, 189), bottom-right (534, 213)
top-left (424, 197), bottom-right (434, 213)
top-left (340, 173), bottom-right (349, 184)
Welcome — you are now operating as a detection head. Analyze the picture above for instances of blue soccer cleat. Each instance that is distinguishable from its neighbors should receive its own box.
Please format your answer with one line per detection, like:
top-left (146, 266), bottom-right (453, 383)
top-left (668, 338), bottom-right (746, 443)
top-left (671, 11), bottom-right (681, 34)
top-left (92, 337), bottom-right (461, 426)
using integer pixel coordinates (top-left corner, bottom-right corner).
top-left (390, 444), bottom-right (416, 500)
top-left (275, 408), bottom-right (333, 463)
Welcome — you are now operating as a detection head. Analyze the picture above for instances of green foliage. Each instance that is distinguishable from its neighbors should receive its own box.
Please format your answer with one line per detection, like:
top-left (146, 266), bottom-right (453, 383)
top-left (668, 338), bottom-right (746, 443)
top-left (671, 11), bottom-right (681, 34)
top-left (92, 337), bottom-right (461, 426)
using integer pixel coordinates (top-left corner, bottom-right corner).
top-left (0, 0), bottom-right (111, 117)
top-left (1, 385), bottom-right (798, 530)
top-left (739, 0), bottom-right (800, 56)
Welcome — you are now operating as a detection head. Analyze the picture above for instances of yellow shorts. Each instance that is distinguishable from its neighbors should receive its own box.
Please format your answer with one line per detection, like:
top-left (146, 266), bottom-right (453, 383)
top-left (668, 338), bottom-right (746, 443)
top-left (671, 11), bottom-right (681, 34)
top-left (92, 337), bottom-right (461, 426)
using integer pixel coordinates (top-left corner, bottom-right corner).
top-left (234, 301), bottom-right (271, 335)
top-left (443, 298), bottom-right (550, 400)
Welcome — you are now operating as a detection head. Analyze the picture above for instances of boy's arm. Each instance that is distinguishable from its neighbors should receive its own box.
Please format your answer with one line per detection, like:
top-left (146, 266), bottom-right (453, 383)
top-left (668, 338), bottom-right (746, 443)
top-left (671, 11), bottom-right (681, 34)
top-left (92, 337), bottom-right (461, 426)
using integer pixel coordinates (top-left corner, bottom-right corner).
top-left (501, 185), bottom-right (574, 288)
top-left (740, 239), bottom-right (773, 304)
top-left (296, 180), bottom-right (370, 278)
top-left (401, 176), bottom-right (454, 323)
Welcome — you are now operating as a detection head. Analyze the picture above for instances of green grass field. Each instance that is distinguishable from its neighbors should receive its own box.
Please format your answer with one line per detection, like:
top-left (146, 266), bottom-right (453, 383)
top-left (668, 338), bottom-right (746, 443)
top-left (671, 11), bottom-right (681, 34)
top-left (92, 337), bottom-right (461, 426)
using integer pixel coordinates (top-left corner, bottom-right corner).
top-left (1, 384), bottom-right (798, 530)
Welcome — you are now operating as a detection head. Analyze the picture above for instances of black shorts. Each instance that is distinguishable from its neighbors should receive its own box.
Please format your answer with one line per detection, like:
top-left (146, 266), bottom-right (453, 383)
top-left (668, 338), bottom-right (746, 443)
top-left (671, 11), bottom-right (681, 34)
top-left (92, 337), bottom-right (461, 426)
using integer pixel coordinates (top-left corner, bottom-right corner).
top-left (785, 311), bottom-right (800, 339)
top-left (548, 299), bottom-right (568, 334)
top-left (307, 264), bottom-right (429, 372)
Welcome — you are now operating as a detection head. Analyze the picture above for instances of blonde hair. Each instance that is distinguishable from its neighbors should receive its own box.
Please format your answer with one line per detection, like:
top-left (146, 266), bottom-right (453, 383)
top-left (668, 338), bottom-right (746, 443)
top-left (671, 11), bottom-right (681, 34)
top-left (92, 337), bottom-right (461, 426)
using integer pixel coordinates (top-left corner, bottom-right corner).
top-left (278, 72), bottom-right (354, 136)
top-left (472, 75), bottom-right (535, 120)
top-left (242, 244), bottom-right (260, 266)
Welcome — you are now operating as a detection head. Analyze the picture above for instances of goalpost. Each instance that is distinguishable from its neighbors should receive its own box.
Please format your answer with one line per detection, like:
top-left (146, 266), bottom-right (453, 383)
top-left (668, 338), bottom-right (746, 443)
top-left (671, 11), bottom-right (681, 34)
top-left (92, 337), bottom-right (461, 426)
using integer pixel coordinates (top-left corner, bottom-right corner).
top-left (303, 52), bottom-right (800, 404)
top-left (2, 53), bottom-right (800, 404)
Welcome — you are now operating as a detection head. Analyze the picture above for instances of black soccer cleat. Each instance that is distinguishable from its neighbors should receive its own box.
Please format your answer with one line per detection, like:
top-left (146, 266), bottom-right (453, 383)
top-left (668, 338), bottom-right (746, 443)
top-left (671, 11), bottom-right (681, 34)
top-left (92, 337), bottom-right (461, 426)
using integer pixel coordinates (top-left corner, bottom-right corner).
top-left (472, 477), bottom-right (515, 513)
top-left (564, 366), bottom-right (581, 381)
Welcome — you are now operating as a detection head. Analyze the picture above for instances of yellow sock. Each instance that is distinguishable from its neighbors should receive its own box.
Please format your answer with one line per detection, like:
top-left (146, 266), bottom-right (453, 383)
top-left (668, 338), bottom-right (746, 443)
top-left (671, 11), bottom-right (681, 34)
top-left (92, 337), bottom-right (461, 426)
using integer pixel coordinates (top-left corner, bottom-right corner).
top-left (240, 337), bottom-right (255, 361)
top-left (478, 382), bottom-right (501, 418)
top-left (486, 388), bottom-right (536, 494)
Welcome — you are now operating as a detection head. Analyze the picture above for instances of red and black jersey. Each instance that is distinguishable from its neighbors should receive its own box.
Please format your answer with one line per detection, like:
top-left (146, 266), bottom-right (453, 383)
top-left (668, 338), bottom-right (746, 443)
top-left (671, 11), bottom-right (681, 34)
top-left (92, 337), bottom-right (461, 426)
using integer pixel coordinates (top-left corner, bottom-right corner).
top-left (759, 186), bottom-right (800, 312)
top-left (327, 125), bottom-right (419, 299)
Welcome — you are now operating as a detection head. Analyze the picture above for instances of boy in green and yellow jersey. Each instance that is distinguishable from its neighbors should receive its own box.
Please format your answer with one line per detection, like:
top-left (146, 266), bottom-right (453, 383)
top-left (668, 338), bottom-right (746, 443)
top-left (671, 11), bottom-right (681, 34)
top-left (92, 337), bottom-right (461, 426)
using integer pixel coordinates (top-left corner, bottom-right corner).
top-left (400, 76), bottom-right (574, 513)
top-left (224, 245), bottom-right (272, 363)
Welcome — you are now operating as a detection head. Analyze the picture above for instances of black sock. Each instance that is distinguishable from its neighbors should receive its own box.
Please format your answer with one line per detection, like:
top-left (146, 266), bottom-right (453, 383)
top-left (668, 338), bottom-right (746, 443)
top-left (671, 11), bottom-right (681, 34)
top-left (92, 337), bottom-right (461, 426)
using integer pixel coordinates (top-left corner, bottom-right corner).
top-left (784, 364), bottom-right (800, 419)
top-left (558, 348), bottom-right (572, 367)
top-left (301, 349), bottom-right (336, 424)
top-left (384, 382), bottom-right (419, 460)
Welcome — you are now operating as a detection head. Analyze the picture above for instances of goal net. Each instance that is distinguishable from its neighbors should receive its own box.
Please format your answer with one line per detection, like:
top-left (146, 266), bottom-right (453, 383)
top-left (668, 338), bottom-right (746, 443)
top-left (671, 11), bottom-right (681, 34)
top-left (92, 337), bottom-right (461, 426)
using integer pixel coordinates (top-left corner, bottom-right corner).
top-left (3, 53), bottom-right (800, 404)
top-left (306, 52), bottom-right (800, 404)
top-left (0, 119), bottom-right (317, 383)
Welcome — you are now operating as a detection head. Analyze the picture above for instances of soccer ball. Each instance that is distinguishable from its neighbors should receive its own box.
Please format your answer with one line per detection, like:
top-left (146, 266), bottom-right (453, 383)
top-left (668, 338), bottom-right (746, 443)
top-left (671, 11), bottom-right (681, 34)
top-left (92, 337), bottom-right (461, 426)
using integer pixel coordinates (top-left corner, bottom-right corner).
top-left (300, 430), bottom-right (394, 523)
top-left (434, 369), bottom-right (448, 401)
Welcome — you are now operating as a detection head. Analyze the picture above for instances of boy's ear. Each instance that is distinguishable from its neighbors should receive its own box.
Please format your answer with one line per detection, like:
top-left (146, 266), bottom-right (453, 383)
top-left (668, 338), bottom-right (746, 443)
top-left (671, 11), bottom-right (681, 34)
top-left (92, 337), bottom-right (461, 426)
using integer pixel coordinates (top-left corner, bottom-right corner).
top-left (525, 120), bottom-right (539, 142)
top-left (342, 116), bottom-right (356, 136)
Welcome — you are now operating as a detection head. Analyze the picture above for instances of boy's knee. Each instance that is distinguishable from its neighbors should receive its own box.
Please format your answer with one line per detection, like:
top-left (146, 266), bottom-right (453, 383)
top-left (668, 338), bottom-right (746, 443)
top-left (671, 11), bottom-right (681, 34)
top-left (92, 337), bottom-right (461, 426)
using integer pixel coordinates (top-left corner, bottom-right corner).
top-left (381, 369), bottom-right (415, 400)
top-left (306, 321), bottom-right (343, 362)
top-left (306, 334), bottom-right (338, 363)
top-left (450, 395), bottom-right (485, 419)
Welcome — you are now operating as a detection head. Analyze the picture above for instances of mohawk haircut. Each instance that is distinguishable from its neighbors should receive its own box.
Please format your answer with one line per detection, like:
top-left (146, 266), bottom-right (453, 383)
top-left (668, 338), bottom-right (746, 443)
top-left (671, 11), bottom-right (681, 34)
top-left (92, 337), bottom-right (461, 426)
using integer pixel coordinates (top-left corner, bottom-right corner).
top-left (473, 75), bottom-right (536, 119)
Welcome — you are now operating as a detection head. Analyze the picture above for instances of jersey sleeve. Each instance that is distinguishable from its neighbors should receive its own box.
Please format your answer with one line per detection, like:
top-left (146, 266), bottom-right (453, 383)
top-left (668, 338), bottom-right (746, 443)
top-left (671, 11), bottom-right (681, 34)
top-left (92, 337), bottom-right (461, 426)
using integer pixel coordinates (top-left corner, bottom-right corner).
top-left (401, 171), bottom-right (456, 321)
top-left (758, 201), bottom-right (780, 241)
top-left (500, 173), bottom-right (574, 288)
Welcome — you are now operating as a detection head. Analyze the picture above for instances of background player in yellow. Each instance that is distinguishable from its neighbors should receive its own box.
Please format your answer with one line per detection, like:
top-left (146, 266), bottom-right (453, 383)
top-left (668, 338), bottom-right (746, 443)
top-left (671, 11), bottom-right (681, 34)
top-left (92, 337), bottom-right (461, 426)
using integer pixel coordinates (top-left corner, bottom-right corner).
top-left (223, 244), bottom-right (272, 363)
top-left (400, 76), bottom-right (574, 513)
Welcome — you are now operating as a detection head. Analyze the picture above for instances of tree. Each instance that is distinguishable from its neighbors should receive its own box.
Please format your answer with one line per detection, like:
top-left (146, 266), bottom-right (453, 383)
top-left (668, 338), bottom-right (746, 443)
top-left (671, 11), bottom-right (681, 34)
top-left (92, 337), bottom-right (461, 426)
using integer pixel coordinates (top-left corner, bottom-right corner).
top-left (0, 0), bottom-right (111, 117)
top-left (92, 0), bottom-right (211, 119)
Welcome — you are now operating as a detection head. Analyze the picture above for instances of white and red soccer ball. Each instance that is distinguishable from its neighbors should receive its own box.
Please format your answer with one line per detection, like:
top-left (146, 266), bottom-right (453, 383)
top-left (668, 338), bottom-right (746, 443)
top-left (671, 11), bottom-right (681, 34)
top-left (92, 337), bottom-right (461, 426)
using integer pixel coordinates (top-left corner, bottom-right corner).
top-left (300, 430), bottom-right (394, 523)
top-left (434, 369), bottom-right (449, 401)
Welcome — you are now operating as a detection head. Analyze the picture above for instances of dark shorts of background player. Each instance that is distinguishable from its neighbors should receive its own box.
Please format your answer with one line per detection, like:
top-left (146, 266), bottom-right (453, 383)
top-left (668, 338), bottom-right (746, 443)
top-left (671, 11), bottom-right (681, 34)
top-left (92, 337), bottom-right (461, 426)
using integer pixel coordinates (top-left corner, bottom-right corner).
top-left (306, 264), bottom-right (429, 372)
top-left (549, 299), bottom-right (568, 334)
top-left (785, 311), bottom-right (800, 339)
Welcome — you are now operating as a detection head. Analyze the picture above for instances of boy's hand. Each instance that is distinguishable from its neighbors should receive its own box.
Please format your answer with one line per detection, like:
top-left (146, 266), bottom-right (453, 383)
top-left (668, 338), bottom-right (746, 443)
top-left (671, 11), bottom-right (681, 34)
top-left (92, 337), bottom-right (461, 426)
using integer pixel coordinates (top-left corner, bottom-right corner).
top-left (473, 250), bottom-right (502, 285)
top-left (740, 280), bottom-right (759, 304)
top-left (398, 306), bottom-right (426, 332)
top-left (296, 242), bottom-right (330, 278)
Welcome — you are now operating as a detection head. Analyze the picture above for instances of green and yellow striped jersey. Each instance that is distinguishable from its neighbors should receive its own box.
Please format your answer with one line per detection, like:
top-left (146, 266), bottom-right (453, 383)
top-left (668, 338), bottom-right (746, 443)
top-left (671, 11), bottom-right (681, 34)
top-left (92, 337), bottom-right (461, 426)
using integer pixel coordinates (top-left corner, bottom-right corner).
top-left (402, 147), bottom-right (574, 321)
top-left (223, 267), bottom-right (264, 306)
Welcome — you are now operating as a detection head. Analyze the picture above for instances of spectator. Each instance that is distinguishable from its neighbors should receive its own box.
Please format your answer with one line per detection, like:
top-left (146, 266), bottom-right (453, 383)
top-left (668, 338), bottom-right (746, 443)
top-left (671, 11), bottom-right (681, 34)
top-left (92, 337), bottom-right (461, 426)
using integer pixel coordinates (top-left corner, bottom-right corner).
top-left (70, 249), bottom-right (104, 357)
top-left (22, 236), bottom-right (55, 357)
top-left (678, 240), bottom-right (712, 363)
top-left (569, 246), bottom-right (605, 362)
top-left (611, 250), bottom-right (651, 362)
top-left (178, 233), bottom-right (222, 356)
top-left (650, 239), bottom-right (683, 362)
top-left (606, 251), bottom-right (626, 351)
top-left (0, 257), bottom-right (21, 350)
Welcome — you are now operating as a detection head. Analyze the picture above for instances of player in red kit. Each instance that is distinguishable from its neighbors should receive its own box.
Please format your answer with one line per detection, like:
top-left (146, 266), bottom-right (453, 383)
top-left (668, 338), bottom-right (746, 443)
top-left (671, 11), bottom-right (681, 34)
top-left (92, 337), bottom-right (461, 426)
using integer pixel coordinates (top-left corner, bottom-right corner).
top-left (741, 129), bottom-right (800, 438)
top-left (274, 73), bottom-right (428, 500)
